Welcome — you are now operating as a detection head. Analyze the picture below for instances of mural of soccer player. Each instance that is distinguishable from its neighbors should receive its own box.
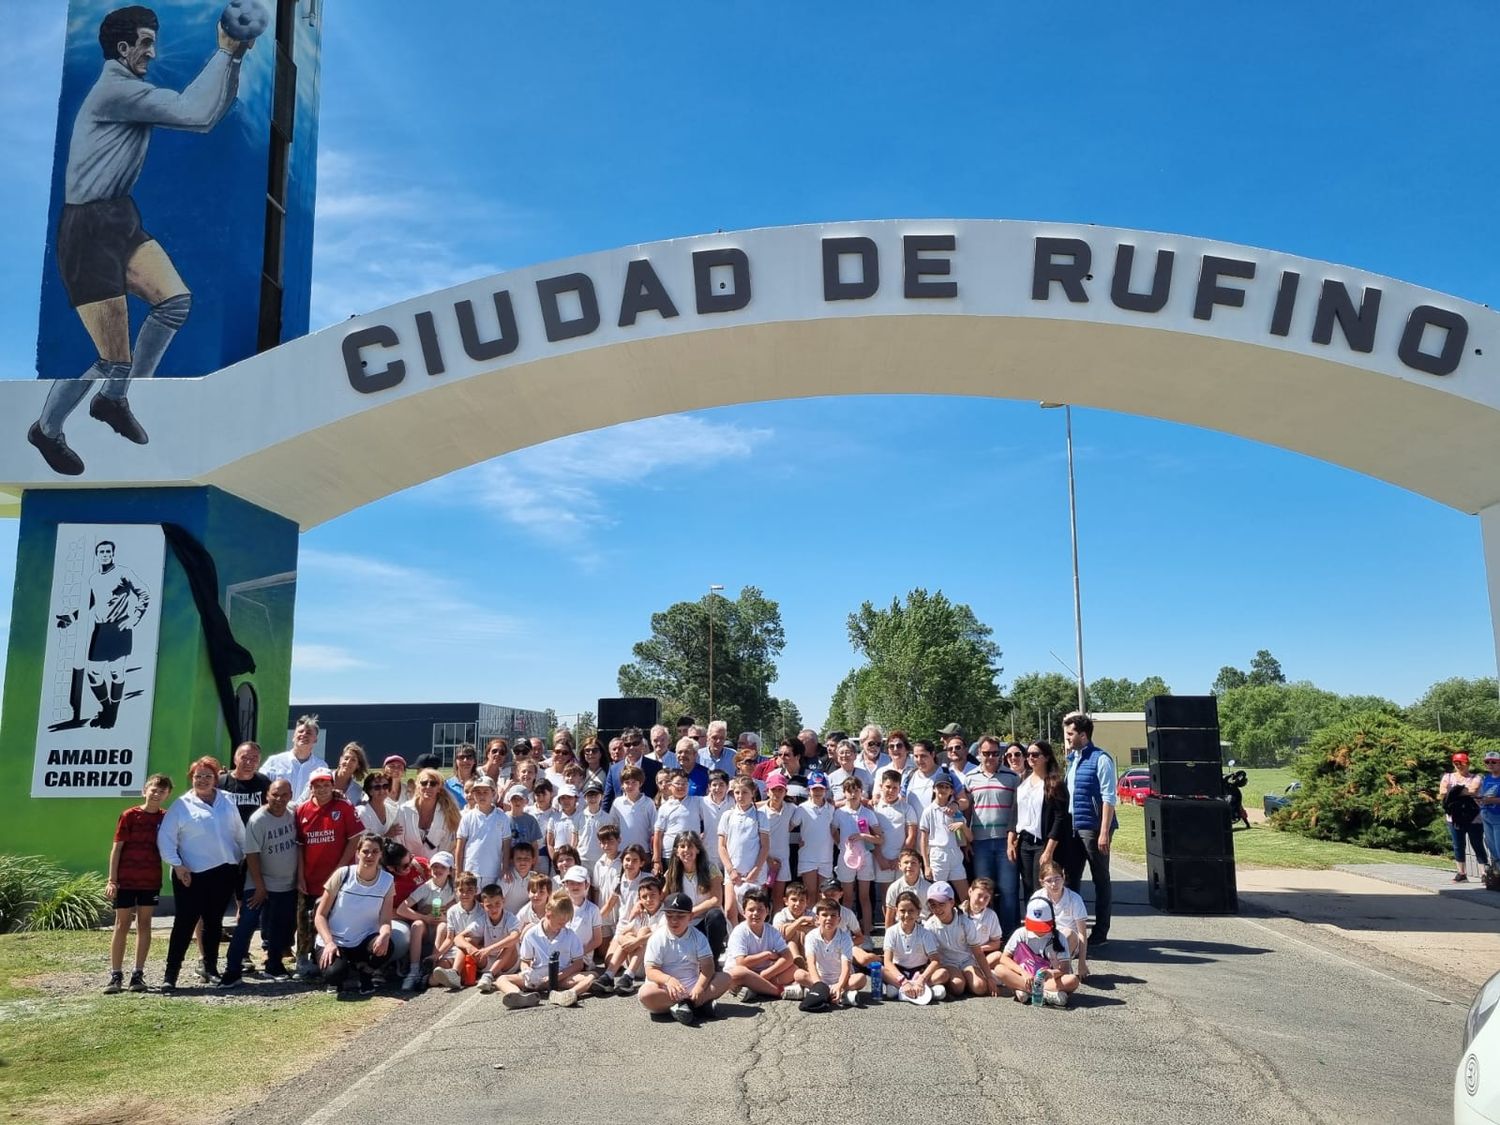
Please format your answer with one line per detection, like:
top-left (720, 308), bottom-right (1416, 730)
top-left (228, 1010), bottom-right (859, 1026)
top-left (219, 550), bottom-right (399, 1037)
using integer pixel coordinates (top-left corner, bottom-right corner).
top-left (54, 540), bottom-right (153, 730)
top-left (29, 5), bottom-right (258, 477)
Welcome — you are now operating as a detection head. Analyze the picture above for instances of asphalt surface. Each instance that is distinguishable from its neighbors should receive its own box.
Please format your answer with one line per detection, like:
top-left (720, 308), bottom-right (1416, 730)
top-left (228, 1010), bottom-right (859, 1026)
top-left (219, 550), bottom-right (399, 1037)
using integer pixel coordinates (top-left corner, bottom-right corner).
top-left (232, 865), bottom-right (1470, 1125)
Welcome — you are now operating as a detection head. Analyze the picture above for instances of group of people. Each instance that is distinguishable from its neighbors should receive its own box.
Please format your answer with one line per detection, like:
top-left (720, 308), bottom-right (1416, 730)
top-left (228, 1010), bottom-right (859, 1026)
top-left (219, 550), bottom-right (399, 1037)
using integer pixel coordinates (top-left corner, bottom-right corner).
top-left (1438, 748), bottom-right (1500, 882)
top-left (103, 711), bottom-right (1121, 1018)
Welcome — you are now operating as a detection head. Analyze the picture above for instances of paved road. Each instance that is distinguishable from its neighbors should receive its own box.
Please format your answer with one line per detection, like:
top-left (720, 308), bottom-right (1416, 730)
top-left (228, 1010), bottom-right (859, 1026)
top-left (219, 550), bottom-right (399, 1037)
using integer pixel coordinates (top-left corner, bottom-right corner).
top-left (234, 866), bottom-right (1469, 1125)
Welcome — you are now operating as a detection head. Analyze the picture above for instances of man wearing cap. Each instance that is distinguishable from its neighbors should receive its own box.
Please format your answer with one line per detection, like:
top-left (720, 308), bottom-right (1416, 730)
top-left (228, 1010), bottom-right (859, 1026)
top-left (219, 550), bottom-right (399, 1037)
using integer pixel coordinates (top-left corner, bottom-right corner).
top-left (1062, 712), bottom-right (1117, 945)
top-left (263, 714), bottom-right (325, 803)
top-left (604, 726), bottom-right (662, 811)
top-left (966, 734), bottom-right (1023, 933)
top-left (293, 766), bottom-right (359, 978)
top-left (639, 891), bottom-right (733, 1025)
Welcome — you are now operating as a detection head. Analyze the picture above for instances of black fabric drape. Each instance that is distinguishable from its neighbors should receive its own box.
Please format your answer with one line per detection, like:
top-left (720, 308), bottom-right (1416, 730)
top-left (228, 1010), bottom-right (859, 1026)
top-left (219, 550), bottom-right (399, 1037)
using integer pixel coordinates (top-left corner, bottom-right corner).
top-left (163, 523), bottom-right (257, 750)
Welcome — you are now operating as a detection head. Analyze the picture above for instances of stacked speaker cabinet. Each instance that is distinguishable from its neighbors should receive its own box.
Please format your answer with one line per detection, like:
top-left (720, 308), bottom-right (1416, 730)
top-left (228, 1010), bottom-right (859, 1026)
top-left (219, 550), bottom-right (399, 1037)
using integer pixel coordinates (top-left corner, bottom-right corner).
top-left (596, 697), bottom-right (660, 749)
top-left (1143, 694), bottom-right (1237, 914)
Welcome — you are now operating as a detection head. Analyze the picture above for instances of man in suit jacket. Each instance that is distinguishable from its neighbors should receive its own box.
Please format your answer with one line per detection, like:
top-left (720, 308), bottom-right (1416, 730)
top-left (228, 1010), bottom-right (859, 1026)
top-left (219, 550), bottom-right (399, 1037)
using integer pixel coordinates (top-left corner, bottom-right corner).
top-left (604, 726), bottom-right (661, 810)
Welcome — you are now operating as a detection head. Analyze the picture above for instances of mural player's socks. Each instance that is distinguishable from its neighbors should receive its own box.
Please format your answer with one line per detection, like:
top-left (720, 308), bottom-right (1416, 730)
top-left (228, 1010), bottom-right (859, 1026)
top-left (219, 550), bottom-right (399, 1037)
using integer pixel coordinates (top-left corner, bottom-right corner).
top-left (119, 294), bottom-right (193, 388)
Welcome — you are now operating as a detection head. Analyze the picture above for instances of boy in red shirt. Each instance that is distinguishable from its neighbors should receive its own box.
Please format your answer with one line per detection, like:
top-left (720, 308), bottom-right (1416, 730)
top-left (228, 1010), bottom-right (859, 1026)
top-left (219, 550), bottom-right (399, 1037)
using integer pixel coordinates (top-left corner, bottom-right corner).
top-left (104, 772), bottom-right (173, 993)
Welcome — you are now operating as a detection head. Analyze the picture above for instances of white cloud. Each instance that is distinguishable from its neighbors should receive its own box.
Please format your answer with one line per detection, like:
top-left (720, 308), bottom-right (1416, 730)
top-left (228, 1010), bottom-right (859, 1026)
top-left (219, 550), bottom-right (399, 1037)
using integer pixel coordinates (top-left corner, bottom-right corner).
top-left (290, 642), bottom-right (371, 672)
top-left (426, 415), bottom-right (772, 562)
top-left (309, 148), bottom-right (524, 328)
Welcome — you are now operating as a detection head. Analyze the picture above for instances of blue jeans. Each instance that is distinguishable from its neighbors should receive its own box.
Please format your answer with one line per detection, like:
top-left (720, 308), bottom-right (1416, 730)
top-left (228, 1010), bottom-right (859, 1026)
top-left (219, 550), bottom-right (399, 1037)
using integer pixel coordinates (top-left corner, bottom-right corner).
top-left (224, 887), bottom-right (296, 979)
top-left (1450, 821), bottom-right (1487, 866)
top-left (970, 837), bottom-right (1021, 934)
top-left (1484, 819), bottom-right (1500, 869)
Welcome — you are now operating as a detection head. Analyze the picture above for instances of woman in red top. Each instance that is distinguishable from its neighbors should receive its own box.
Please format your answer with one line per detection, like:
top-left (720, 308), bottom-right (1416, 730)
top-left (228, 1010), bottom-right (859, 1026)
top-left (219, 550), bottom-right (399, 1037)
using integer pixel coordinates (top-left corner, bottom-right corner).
top-left (104, 772), bottom-right (174, 993)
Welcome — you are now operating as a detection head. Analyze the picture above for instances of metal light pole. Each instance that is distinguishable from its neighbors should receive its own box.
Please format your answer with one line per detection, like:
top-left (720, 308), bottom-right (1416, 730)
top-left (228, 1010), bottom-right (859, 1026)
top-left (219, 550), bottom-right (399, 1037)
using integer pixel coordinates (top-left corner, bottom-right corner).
top-left (1041, 403), bottom-right (1087, 714)
top-left (708, 583), bottom-right (724, 721)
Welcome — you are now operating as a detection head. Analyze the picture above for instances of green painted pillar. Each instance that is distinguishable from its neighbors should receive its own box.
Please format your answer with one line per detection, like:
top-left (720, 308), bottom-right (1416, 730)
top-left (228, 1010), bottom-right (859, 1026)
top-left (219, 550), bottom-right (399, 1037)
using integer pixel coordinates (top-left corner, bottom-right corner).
top-left (0, 487), bottom-right (297, 873)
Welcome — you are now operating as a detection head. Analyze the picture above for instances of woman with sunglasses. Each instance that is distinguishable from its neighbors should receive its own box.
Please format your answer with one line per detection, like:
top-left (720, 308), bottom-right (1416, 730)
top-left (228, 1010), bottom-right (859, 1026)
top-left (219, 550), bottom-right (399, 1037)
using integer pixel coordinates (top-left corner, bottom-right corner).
top-left (1004, 743), bottom-right (1029, 778)
top-left (399, 767), bottom-right (462, 861)
top-left (580, 738), bottom-right (611, 794)
top-left (446, 743), bottom-right (479, 807)
top-left (357, 771), bottom-right (403, 839)
top-left (1014, 741), bottom-right (1077, 899)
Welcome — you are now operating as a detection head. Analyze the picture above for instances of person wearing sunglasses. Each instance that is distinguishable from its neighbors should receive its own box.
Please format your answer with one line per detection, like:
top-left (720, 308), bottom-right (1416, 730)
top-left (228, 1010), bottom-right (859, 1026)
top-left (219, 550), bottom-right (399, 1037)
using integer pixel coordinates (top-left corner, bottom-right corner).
top-left (357, 771), bottom-right (403, 840)
top-left (1013, 741), bottom-right (1079, 900)
top-left (398, 768), bottom-right (462, 861)
top-left (965, 735), bottom-right (1022, 935)
top-left (603, 727), bottom-right (662, 811)
top-left (1004, 743), bottom-right (1028, 778)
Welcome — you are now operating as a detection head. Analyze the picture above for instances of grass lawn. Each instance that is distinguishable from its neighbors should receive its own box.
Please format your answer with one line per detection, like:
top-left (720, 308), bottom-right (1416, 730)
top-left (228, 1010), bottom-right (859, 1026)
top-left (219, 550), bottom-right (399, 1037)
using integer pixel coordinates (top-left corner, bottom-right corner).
top-left (1110, 801), bottom-right (1450, 871)
top-left (0, 929), bottom-right (395, 1124)
top-left (1238, 767), bottom-right (1297, 809)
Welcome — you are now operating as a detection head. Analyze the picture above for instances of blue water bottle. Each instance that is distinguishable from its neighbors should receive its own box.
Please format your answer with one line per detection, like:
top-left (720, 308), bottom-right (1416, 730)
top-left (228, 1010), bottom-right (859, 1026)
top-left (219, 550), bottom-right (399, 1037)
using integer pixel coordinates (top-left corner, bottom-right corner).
top-left (1030, 968), bottom-right (1046, 1007)
top-left (869, 961), bottom-right (884, 1001)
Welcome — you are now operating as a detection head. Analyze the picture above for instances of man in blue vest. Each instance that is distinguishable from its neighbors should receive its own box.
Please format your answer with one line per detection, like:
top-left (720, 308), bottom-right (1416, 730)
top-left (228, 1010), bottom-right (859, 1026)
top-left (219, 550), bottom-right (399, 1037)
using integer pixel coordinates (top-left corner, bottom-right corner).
top-left (1062, 711), bottom-right (1117, 945)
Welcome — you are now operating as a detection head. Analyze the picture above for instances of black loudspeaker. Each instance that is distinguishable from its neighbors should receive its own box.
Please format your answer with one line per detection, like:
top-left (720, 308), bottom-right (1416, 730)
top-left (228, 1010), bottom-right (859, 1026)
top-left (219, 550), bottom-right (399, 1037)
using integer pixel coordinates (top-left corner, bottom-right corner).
top-left (1144, 796), bottom-right (1233, 859)
top-left (1146, 852), bottom-right (1237, 914)
top-left (1149, 757), bottom-right (1224, 799)
top-left (1145, 694), bottom-right (1218, 729)
top-left (1146, 726), bottom-right (1222, 763)
top-left (597, 697), bottom-right (658, 732)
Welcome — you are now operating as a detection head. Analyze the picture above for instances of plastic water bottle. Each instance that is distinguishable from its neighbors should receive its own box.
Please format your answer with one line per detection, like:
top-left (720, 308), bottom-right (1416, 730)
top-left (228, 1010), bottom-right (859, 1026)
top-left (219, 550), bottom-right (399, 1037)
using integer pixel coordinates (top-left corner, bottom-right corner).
top-left (430, 893), bottom-right (443, 919)
top-left (548, 951), bottom-right (560, 993)
top-left (869, 961), bottom-right (884, 1001)
top-left (1030, 968), bottom-right (1046, 1007)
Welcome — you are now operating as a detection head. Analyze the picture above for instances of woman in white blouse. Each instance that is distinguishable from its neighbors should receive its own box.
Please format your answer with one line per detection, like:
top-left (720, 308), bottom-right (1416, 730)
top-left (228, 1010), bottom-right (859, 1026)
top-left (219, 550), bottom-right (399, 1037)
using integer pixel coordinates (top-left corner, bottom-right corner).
top-left (156, 755), bottom-right (244, 991)
top-left (397, 768), bottom-right (461, 860)
top-left (357, 772), bottom-right (404, 839)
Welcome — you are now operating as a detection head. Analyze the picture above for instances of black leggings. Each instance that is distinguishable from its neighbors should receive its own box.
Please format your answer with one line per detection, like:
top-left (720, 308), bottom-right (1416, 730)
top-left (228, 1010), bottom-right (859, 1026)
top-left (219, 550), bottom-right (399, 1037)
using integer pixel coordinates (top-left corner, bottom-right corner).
top-left (323, 933), bottom-right (391, 986)
top-left (695, 907), bottom-right (729, 963)
top-left (165, 862), bottom-right (239, 981)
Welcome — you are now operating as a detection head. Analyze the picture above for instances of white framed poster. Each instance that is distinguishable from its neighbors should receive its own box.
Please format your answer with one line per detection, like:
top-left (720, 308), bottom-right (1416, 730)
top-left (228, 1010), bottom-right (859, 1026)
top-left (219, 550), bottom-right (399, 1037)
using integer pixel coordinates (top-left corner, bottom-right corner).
top-left (31, 523), bottom-right (166, 797)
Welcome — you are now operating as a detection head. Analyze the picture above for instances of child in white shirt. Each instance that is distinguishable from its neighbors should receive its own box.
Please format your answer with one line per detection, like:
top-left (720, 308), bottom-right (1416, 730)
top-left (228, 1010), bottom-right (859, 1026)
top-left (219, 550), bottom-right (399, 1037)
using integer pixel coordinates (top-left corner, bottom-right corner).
top-left (797, 900), bottom-right (868, 1008)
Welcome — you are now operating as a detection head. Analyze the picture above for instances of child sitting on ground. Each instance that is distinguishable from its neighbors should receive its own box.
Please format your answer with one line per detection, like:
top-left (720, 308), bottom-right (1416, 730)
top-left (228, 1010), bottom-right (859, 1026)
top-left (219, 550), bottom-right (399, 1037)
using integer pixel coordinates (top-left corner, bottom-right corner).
top-left (459, 883), bottom-right (521, 993)
top-left (429, 871), bottom-right (481, 989)
top-left (638, 891), bottom-right (732, 1026)
top-left (772, 881), bottom-right (816, 965)
top-left (494, 890), bottom-right (597, 1008)
top-left (922, 881), bottom-right (1001, 999)
top-left (797, 899), bottom-right (868, 1009)
top-left (998, 892), bottom-right (1080, 1007)
top-left (396, 850), bottom-right (456, 990)
top-left (602, 874), bottom-right (664, 994)
top-left (880, 890), bottom-right (945, 1003)
top-left (725, 888), bottom-right (797, 1001)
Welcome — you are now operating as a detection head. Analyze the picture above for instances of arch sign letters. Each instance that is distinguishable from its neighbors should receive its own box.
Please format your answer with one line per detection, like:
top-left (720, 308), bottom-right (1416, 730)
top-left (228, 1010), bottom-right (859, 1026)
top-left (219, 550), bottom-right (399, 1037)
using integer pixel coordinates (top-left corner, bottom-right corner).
top-left (5, 4), bottom-right (1500, 875)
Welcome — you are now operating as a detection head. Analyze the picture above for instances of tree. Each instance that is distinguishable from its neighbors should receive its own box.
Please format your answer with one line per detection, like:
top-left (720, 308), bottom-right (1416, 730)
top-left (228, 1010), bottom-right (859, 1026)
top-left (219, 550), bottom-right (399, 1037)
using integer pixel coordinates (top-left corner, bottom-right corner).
top-left (767, 697), bottom-right (804, 743)
top-left (836, 589), bottom-right (1003, 739)
top-left (1248, 649), bottom-right (1287, 686)
top-left (1087, 675), bottom-right (1171, 713)
top-left (617, 586), bottom-right (786, 737)
top-left (574, 710), bottom-right (597, 740)
top-left (1003, 672), bottom-right (1078, 743)
top-left (1217, 681), bottom-right (1400, 767)
top-left (825, 667), bottom-right (875, 735)
top-left (1212, 665), bottom-right (1248, 695)
top-left (1406, 677), bottom-right (1500, 738)
top-left (1275, 712), bottom-right (1495, 854)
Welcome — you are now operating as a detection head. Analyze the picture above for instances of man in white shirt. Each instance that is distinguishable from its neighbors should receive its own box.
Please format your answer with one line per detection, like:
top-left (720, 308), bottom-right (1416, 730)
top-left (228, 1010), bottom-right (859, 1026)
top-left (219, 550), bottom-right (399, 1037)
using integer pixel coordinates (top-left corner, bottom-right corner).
top-left (262, 714), bottom-right (324, 802)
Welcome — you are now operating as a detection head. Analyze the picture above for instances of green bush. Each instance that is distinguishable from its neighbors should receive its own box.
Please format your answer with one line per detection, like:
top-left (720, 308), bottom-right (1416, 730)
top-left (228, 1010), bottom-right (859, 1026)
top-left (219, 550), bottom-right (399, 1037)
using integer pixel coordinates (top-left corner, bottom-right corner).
top-left (0, 854), bottom-right (110, 932)
top-left (1271, 712), bottom-right (1496, 854)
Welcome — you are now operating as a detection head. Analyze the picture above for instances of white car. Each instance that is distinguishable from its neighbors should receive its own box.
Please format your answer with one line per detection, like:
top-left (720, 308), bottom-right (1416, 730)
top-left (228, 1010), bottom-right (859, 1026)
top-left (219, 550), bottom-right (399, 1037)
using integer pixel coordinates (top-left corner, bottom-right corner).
top-left (1456, 969), bottom-right (1500, 1123)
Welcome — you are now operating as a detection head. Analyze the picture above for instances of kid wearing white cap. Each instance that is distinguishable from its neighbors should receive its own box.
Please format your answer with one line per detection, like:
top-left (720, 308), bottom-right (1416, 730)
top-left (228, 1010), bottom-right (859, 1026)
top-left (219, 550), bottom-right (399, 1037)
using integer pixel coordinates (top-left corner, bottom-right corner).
top-left (560, 865), bottom-right (604, 963)
top-left (922, 881), bottom-right (1001, 998)
top-left (453, 776), bottom-right (512, 886)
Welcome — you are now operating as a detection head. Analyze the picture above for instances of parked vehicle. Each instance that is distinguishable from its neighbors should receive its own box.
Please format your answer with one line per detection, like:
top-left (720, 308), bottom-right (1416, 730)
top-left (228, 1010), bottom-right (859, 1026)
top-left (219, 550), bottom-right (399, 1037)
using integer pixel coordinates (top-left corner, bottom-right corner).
top-left (1263, 781), bottom-right (1301, 816)
top-left (1455, 968), bottom-right (1500, 1124)
top-left (1118, 768), bottom-right (1152, 806)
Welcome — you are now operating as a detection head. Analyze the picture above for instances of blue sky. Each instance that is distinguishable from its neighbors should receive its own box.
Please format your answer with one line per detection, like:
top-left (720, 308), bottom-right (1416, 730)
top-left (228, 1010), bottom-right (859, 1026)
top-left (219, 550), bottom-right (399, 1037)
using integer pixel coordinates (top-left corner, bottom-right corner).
top-left (2, 2), bottom-right (1498, 731)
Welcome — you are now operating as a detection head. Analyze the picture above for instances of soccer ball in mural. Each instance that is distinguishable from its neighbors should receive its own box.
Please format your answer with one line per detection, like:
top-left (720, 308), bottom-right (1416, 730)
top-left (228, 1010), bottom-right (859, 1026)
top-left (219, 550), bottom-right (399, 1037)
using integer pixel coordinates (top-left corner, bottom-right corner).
top-left (220, 0), bottom-right (270, 41)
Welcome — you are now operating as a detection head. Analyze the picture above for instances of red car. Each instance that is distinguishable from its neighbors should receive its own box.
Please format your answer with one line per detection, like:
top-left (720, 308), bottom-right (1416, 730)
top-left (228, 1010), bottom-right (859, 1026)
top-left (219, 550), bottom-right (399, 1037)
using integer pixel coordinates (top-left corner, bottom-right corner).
top-left (1118, 768), bottom-right (1152, 805)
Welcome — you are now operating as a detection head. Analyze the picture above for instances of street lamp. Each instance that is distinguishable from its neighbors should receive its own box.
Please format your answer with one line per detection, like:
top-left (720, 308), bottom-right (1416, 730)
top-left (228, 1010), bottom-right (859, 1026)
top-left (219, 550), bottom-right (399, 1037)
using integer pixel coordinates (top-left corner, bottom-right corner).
top-left (707, 584), bottom-right (725, 721)
top-left (1040, 402), bottom-right (1086, 714)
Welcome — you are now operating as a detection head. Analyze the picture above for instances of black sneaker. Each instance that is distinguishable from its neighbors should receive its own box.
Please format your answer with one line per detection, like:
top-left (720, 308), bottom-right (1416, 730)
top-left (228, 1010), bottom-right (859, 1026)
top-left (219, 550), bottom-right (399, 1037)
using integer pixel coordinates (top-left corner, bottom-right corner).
top-left (128, 970), bottom-right (147, 992)
top-left (264, 961), bottom-right (290, 980)
top-left (691, 1000), bottom-right (717, 1021)
top-left (27, 422), bottom-right (84, 475)
top-left (160, 979), bottom-right (178, 994)
top-left (358, 974), bottom-right (376, 996)
top-left (217, 976), bottom-right (244, 991)
top-left (103, 971), bottom-right (123, 994)
top-left (590, 973), bottom-right (614, 997)
top-left (1454, 873), bottom-right (1469, 883)
top-left (670, 1001), bottom-right (697, 1026)
top-left (89, 393), bottom-right (148, 444)
top-left (614, 971), bottom-right (636, 995)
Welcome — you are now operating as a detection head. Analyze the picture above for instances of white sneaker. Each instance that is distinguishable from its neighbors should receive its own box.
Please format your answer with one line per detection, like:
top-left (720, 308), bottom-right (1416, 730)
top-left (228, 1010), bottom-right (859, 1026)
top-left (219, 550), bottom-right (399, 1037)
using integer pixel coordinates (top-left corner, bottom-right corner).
top-left (478, 973), bottom-right (496, 993)
top-left (781, 983), bottom-right (805, 1002)
top-left (548, 988), bottom-right (579, 1007)
top-left (429, 966), bottom-right (461, 990)
top-left (931, 984), bottom-right (947, 1001)
top-left (1043, 988), bottom-right (1069, 1008)
top-left (734, 985), bottom-right (757, 1003)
